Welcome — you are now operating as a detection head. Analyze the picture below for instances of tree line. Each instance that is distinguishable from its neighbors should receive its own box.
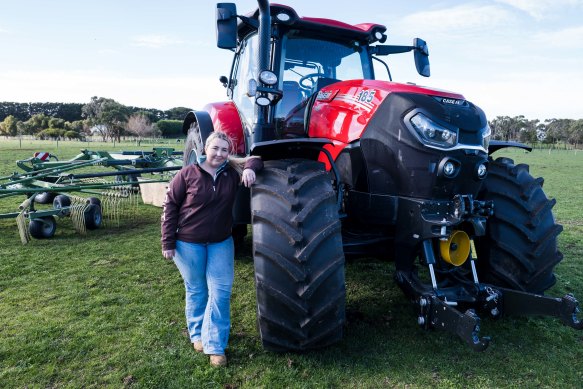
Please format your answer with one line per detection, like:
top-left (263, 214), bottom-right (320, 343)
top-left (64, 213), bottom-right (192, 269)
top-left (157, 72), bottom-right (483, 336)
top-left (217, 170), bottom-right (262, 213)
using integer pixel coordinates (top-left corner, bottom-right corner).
top-left (0, 98), bottom-right (192, 141)
top-left (489, 115), bottom-right (583, 149)
top-left (1, 99), bottom-right (582, 147)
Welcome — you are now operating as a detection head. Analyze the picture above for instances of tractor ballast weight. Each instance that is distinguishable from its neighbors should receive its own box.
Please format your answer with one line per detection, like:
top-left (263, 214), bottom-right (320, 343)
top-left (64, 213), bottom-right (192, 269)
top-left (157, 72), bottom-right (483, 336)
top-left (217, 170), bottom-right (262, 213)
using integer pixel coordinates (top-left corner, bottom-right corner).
top-left (183, 1), bottom-right (582, 351)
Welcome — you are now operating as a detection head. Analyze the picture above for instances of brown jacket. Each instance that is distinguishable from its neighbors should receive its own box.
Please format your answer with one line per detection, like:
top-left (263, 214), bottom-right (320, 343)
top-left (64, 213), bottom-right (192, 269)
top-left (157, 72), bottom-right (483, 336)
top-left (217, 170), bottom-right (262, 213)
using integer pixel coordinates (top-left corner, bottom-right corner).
top-left (161, 158), bottom-right (263, 250)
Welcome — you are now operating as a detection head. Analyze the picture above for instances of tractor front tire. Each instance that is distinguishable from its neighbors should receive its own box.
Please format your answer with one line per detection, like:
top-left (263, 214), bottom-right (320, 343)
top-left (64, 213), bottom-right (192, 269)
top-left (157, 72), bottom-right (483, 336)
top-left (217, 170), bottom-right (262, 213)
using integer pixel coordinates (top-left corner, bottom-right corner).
top-left (251, 159), bottom-right (345, 351)
top-left (475, 157), bottom-right (563, 293)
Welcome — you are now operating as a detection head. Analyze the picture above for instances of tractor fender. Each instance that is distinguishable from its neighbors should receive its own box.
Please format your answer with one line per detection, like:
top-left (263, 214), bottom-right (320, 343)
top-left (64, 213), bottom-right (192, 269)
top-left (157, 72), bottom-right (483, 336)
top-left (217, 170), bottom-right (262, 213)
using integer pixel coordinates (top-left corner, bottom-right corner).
top-left (488, 140), bottom-right (532, 155)
top-left (182, 102), bottom-right (245, 155)
top-left (182, 110), bottom-right (213, 136)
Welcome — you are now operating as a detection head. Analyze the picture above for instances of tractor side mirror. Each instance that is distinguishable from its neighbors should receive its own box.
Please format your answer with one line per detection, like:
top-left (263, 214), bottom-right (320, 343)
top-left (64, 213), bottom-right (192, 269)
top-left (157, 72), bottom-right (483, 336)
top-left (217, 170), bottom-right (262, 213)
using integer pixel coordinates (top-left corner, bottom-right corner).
top-left (216, 3), bottom-right (237, 49)
top-left (413, 38), bottom-right (430, 77)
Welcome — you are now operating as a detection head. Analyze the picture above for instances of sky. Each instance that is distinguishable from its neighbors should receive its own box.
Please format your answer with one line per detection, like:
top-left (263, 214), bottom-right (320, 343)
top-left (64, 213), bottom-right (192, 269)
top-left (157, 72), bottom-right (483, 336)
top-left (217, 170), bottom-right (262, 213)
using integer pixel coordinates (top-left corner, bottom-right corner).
top-left (1, 0), bottom-right (582, 121)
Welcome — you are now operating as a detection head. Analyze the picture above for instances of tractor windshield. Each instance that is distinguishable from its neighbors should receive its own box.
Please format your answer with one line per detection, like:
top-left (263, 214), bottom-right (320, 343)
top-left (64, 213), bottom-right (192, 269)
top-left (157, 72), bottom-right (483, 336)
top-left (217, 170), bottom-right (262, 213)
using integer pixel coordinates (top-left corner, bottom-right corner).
top-left (275, 32), bottom-right (371, 136)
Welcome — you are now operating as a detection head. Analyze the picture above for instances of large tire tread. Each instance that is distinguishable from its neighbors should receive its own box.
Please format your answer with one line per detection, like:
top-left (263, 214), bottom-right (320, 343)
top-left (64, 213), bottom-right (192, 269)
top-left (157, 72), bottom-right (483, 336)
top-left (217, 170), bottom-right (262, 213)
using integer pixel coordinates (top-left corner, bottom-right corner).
top-left (475, 157), bottom-right (563, 293)
top-left (252, 159), bottom-right (345, 352)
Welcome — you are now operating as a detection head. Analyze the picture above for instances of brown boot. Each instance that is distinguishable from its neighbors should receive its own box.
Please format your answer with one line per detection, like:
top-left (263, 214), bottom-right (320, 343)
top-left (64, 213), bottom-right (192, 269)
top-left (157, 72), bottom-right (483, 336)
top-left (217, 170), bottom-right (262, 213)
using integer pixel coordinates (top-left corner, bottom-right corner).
top-left (210, 354), bottom-right (227, 367)
top-left (192, 341), bottom-right (203, 353)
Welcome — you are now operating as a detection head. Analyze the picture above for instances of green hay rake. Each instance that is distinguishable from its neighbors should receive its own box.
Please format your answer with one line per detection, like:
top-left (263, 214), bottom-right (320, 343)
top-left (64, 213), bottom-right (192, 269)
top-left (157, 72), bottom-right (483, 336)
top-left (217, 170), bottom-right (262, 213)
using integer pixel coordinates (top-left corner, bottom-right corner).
top-left (1, 148), bottom-right (182, 243)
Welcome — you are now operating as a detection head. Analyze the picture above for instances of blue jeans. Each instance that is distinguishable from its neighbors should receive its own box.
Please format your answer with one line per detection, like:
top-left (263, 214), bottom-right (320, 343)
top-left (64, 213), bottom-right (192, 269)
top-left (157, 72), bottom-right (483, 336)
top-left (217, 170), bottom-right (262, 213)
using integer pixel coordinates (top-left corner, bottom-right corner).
top-left (173, 237), bottom-right (234, 355)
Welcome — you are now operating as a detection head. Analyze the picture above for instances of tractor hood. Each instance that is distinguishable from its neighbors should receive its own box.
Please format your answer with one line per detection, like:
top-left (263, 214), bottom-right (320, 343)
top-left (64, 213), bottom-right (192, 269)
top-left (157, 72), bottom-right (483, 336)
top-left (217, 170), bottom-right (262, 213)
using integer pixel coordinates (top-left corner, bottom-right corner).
top-left (308, 79), bottom-right (478, 146)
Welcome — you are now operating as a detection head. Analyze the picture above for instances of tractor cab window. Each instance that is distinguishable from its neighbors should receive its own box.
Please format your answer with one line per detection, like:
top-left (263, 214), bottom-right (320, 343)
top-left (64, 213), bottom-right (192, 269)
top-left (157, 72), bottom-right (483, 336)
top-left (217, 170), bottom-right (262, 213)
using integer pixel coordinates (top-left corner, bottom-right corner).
top-left (232, 33), bottom-right (259, 130)
top-left (276, 33), bottom-right (370, 137)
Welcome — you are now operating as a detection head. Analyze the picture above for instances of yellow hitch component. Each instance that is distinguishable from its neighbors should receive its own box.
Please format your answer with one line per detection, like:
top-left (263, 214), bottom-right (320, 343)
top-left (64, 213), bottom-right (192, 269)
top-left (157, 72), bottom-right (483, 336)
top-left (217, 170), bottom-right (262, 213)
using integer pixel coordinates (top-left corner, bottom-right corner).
top-left (440, 230), bottom-right (471, 266)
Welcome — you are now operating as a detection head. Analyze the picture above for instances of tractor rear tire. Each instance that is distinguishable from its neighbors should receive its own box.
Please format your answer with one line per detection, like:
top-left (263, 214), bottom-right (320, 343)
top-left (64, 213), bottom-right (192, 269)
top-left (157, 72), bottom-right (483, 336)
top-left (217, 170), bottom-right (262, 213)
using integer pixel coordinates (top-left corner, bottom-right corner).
top-left (29, 216), bottom-right (57, 239)
top-left (251, 159), bottom-right (345, 351)
top-left (474, 157), bottom-right (563, 294)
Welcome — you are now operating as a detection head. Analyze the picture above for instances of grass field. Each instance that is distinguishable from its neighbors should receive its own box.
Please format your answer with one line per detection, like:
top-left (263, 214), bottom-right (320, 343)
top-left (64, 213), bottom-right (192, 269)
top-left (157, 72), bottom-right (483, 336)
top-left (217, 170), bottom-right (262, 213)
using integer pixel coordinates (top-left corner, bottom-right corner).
top-left (1, 139), bottom-right (582, 388)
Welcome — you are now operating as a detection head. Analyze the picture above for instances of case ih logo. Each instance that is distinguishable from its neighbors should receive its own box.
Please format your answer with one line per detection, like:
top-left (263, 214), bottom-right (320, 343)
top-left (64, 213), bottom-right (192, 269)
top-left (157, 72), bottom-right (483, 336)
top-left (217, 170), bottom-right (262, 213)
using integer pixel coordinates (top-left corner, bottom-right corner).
top-left (317, 90), bottom-right (334, 100)
top-left (440, 97), bottom-right (466, 106)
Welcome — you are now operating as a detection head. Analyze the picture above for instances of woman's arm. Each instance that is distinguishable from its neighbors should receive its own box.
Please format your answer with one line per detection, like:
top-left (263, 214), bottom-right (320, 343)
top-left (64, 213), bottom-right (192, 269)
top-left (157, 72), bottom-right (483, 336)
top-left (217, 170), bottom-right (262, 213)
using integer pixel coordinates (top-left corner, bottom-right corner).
top-left (160, 171), bottom-right (187, 253)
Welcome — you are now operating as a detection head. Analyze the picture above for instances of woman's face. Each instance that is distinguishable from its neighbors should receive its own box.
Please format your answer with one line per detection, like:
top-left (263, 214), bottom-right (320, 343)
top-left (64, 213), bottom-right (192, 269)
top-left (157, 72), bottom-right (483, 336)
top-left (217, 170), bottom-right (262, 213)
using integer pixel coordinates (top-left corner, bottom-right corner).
top-left (204, 138), bottom-right (230, 169)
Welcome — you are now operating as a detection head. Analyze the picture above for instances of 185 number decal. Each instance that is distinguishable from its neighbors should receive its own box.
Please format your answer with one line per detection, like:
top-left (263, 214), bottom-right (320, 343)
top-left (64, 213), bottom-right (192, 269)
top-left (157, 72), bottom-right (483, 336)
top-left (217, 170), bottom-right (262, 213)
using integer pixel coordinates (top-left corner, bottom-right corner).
top-left (357, 90), bottom-right (375, 103)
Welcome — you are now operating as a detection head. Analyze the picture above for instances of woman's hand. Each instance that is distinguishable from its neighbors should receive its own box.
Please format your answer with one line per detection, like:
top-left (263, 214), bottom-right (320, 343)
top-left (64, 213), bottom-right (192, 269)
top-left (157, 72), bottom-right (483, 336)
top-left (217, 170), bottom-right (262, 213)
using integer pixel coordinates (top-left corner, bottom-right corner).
top-left (162, 249), bottom-right (175, 260)
top-left (241, 168), bottom-right (256, 187)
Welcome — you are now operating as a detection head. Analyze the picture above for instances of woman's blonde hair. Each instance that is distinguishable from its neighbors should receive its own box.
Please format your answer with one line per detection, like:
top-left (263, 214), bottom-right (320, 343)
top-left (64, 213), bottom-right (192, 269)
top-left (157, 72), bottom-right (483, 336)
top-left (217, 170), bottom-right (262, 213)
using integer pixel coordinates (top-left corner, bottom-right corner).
top-left (205, 130), bottom-right (260, 174)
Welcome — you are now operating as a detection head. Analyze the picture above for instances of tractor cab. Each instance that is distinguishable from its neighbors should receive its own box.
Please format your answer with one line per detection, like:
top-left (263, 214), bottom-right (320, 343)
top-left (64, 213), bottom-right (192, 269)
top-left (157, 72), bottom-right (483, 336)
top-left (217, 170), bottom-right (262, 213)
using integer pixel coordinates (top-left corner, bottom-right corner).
top-left (216, 2), bottom-right (429, 142)
top-left (274, 32), bottom-right (372, 137)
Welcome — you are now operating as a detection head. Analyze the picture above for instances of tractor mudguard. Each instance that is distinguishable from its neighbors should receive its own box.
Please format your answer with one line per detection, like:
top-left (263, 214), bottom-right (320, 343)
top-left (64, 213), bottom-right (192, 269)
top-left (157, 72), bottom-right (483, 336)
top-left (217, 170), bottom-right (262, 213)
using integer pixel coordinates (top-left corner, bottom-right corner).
top-left (488, 140), bottom-right (532, 154)
top-left (182, 102), bottom-right (246, 155)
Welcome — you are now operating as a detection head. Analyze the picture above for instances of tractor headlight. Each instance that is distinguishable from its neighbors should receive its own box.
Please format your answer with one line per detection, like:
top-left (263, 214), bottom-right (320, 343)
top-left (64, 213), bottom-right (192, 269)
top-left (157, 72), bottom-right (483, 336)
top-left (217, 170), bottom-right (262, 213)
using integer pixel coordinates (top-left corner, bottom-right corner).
top-left (482, 124), bottom-right (492, 151)
top-left (410, 112), bottom-right (458, 149)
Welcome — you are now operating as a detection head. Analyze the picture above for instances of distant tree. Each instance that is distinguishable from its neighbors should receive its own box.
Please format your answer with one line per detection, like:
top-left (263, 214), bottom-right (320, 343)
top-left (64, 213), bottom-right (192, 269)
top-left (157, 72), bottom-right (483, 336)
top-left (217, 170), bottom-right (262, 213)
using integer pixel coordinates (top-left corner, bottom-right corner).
top-left (83, 97), bottom-right (130, 142)
top-left (64, 120), bottom-right (86, 133)
top-left (155, 119), bottom-right (183, 138)
top-left (25, 113), bottom-right (51, 134)
top-left (126, 113), bottom-right (155, 142)
top-left (165, 107), bottom-right (191, 120)
top-left (0, 115), bottom-right (19, 136)
top-left (0, 102), bottom-right (84, 122)
top-left (131, 110), bottom-right (158, 124)
top-left (64, 130), bottom-right (80, 139)
top-left (127, 106), bottom-right (165, 122)
top-left (0, 102), bottom-right (28, 121)
top-left (567, 119), bottom-right (583, 148)
top-left (490, 116), bottom-right (513, 141)
top-left (55, 103), bottom-right (84, 122)
top-left (48, 117), bottom-right (66, 129)
top-left (16, 121), bottom-right (27, 138)
top-left (36, 128), bottom-right (66, 139)
top-left (517, 118), bottom-right (539, 144)
top-left (544, 118), bottom-right (573, 145)
top-left (102, 102), bottom-right (130, 142)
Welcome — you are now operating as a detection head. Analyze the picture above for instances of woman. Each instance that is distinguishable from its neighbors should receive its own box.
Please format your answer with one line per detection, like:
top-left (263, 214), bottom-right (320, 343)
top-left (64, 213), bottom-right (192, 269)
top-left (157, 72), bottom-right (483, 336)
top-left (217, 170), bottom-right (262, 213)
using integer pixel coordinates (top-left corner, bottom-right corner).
top-left (161, 131), bottom-right (262, 367)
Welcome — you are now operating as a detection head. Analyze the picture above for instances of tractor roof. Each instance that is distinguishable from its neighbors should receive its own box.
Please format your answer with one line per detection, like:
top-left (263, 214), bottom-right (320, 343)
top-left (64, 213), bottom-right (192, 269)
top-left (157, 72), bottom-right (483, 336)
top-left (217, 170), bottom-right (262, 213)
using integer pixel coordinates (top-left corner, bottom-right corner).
top-left (238, 3), bottom-right (387, 43)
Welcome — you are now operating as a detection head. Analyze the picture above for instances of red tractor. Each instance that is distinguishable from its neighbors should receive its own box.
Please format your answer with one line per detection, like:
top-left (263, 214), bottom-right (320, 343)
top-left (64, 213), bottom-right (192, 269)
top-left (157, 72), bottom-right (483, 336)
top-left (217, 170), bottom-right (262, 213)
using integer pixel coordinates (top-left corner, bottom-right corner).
top-left (182, 1), bottom-right (582, 351)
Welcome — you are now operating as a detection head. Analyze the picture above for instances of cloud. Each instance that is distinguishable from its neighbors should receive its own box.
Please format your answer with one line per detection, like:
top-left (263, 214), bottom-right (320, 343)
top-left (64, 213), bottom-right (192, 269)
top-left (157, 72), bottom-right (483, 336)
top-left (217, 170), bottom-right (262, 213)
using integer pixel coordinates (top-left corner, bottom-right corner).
top-left (97, 49), bottom-right (120, 55)
top-left (131, 34), bottom-right (184, 48)
top-left (534, 25), bottom-right (583, 48)
top-left (494, 0), bottom-right (583, 20)
top-left (394, 4), bottom-right (515, 37)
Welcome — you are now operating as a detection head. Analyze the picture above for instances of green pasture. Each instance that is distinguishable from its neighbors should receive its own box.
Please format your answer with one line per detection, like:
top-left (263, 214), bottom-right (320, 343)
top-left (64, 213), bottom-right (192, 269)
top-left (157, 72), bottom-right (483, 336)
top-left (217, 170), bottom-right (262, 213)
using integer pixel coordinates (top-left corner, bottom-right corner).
top-left (0, 139), bottom-right (582, 388)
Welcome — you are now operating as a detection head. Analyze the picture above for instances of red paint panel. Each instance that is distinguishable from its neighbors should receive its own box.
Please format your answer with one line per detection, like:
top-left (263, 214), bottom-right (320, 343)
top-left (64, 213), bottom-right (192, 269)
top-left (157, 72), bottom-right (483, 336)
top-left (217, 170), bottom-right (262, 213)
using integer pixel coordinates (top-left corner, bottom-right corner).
top-left (203, 102), bottom-right (246, 154)
top-left (309, 80), bottom-right (466, 168)
top-left (301, 17), bottom-right (384, 33)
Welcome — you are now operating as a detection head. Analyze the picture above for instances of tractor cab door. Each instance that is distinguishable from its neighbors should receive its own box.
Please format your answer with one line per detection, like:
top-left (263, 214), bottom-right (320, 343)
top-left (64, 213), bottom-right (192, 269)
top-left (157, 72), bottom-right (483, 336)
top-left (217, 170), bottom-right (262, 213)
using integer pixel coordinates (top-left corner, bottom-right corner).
top-left (275, 32), bottom-right (373, 138)
top-left (230, 33), bottom-right (260, 132)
